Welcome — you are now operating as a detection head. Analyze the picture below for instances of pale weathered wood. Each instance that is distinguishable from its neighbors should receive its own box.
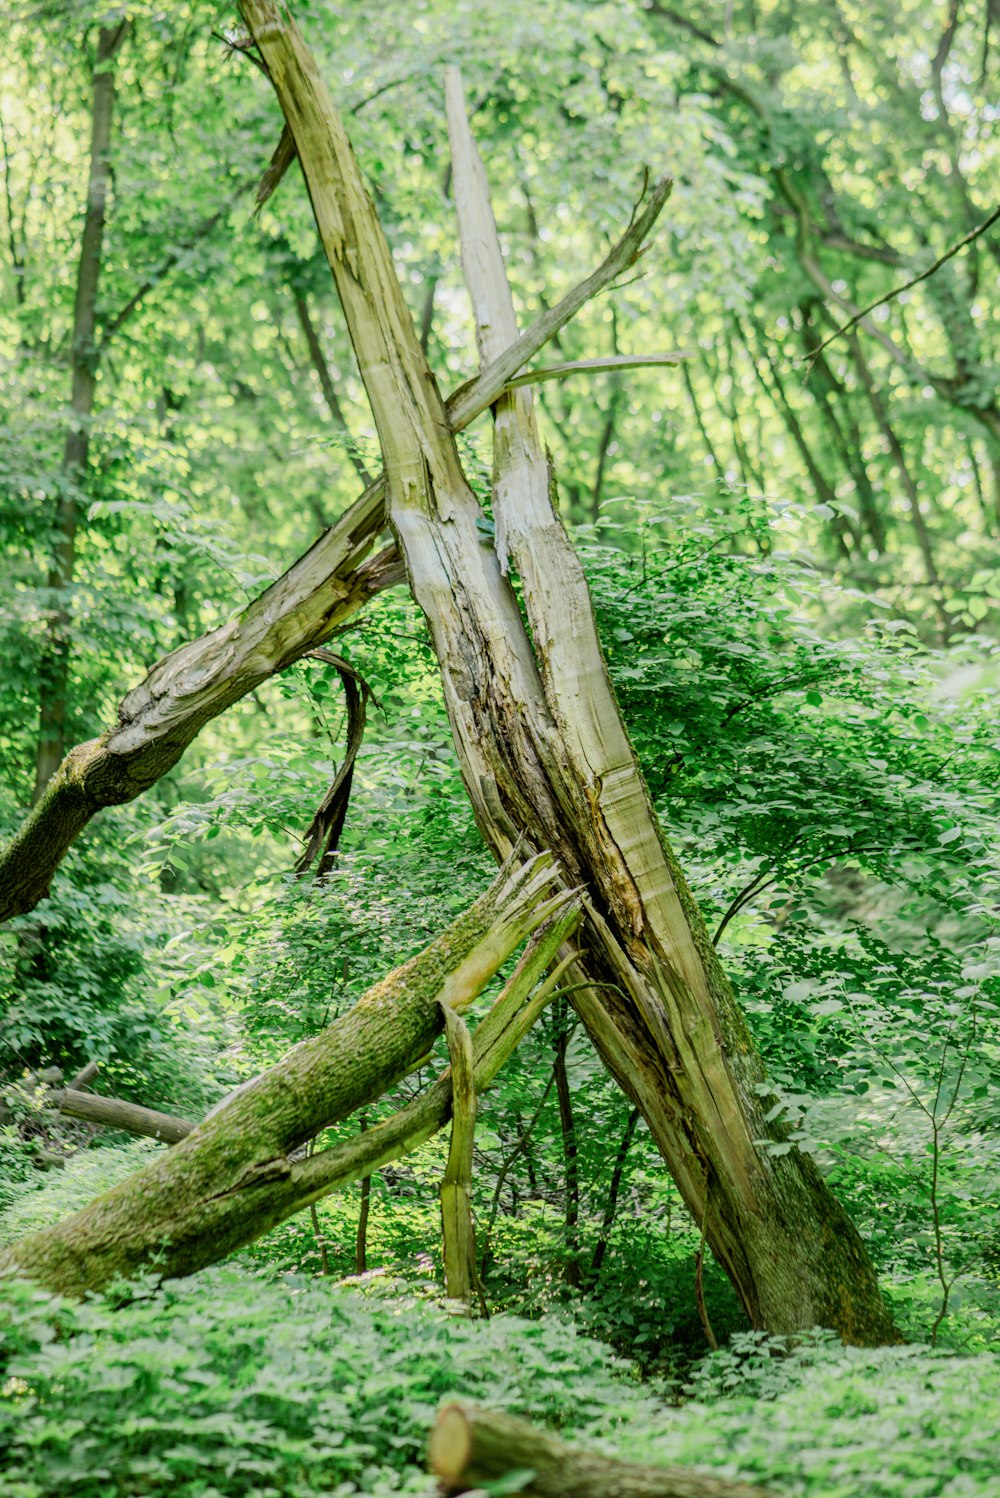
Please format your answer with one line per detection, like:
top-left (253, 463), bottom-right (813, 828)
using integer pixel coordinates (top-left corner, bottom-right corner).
top-left (438, 1003), bottom-right (477, 1305)
top-left (429, 1402), bottom-right (778, 1498)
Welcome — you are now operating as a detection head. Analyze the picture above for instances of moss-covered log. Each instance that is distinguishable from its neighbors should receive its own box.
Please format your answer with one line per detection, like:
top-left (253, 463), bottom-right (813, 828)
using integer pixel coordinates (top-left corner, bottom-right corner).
top-left (0, 856), bottom-right (578, 1297)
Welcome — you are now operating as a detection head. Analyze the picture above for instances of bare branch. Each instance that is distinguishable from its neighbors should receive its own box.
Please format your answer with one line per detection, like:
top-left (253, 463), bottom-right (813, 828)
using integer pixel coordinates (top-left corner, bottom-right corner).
top-left (505, 352), bottom-right (691, 389)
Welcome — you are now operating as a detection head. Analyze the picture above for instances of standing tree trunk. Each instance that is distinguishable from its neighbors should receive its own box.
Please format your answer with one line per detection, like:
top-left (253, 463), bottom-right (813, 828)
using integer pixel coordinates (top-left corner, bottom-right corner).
top-left (237, 6), bottom-right (895, 1343)
top-left (552, 1015), bottom-right (581, 1287)
top-left (33, 23), bottom-right (127, 803)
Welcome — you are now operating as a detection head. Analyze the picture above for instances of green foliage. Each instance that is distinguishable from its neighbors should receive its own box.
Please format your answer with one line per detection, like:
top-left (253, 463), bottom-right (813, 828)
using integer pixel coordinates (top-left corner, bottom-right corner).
top-left (0, 1267), bottom-right (642, 1498)
top-left (1, 0), bottom-right (999, 1489)
top-left (0, 1142), bottom-right (157, 1248)
top-left (2, 1267), bottom-right (999, 1498)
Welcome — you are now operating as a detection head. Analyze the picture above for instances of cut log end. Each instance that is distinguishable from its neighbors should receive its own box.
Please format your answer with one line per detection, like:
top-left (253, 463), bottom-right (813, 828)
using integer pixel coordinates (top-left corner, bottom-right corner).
top-left (428, 1402), bottom-right (474, 1483)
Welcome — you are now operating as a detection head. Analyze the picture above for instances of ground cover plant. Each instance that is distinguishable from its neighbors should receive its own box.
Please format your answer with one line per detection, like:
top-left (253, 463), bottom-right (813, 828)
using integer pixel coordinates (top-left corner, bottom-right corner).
top-left (1, 0), bottom-right (998, 1493)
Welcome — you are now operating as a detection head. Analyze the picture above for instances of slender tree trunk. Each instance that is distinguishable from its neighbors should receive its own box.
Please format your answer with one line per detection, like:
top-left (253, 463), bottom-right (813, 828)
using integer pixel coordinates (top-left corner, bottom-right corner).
top-left (740, 318), bottom-right (856, 558)
top-left (291, 284), bottom-right (373, 486)
top-left (33, 23), bottom-right (126, 803)
top-left (799, 302), bottom-right (886, 552)
top-left (846, 332), bottom-right (951, 638)
top-left (590, 1106), bottom-right (641, 1280)
top-left (355, 1113), bottom-right (371, 1273)
top-left (590, 307), bottom-right (623, 520)
top-left (552, 1016), bottom-right (581, 1286)
top-left (681, 362), bottom-right (726, 482)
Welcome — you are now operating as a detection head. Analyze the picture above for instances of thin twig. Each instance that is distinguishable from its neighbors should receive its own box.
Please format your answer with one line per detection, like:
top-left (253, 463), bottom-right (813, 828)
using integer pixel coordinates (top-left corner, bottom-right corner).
top-left (694, 1181), bottom-right (718, 1349)
top-left (805, 204), bottom-right (1000, 362)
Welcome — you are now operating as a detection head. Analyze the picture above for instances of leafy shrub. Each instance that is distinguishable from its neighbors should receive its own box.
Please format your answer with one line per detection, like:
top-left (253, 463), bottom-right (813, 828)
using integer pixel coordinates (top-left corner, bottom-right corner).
top-left (2, 1266), bottom-right (1000, 1497)
top-left (0, 1266), bottom-right (645, 1498)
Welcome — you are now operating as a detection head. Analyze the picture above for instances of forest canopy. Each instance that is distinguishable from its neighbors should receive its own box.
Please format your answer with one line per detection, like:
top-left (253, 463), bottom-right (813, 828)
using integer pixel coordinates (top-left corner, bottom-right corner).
top-left (1, 2), bottom-right (998, 1495)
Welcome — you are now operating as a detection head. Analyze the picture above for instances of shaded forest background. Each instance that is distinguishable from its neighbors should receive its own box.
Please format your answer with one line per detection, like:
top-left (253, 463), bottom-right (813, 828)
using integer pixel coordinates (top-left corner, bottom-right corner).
top-left (1, 1), bottom-right (999, 1494)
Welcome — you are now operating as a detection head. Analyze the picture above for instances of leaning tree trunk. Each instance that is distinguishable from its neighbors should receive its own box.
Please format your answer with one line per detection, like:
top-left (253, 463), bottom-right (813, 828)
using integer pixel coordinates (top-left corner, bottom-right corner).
top-left (239, 2), bottom-right (894, 1343)
top-left (1, 857), bottom-right (579, 1296)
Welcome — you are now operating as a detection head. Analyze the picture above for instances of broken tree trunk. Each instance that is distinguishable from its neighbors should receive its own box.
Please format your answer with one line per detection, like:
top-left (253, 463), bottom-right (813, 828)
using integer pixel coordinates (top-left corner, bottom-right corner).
top-left (438, 1002), bottom-right (478, 1306)
top-left (429, 1402), bottom-right (778, 1498)
top-left (1, 856), bottom-right (579, 1296)
top-left (0, 177), bottom-right (663, 923)
top-left (238, 9), bottom-right (894, 1342)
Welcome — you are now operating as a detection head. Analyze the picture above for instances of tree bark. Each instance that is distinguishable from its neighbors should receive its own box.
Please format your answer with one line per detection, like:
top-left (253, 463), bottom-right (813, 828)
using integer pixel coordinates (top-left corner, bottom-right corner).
top-left (429, 1402), bottom-right (778, 1498)
top-left (355, 1113), bottom-right (371, 1274)
top-left (590, 1105), bottom-right (641, 1280)
top-left (1, 856), bottom-right (578, 1296)
top-left (231, 13), bottom-right (894, 1343)
top-left (552, 1017), bottom-right (581, 1287)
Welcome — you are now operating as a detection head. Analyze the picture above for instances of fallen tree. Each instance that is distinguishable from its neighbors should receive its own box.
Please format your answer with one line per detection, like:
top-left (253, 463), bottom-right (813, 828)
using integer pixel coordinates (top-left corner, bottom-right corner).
top-left (0, 855), bottom-right (579, 1296)
top-left (429, 1401), bottom-right (778, 1498)
top-left (0, 6), bottom-right (897, 1343)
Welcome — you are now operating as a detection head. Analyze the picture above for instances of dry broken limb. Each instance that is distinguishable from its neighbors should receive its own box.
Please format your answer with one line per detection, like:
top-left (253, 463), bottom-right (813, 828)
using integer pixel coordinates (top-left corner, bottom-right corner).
top-left (218, 7), bottom-right (894, 1343)
top-left (0, 167), bottom-right (669, 923)
top-left (1, 854), bottom-right (581, 1296)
